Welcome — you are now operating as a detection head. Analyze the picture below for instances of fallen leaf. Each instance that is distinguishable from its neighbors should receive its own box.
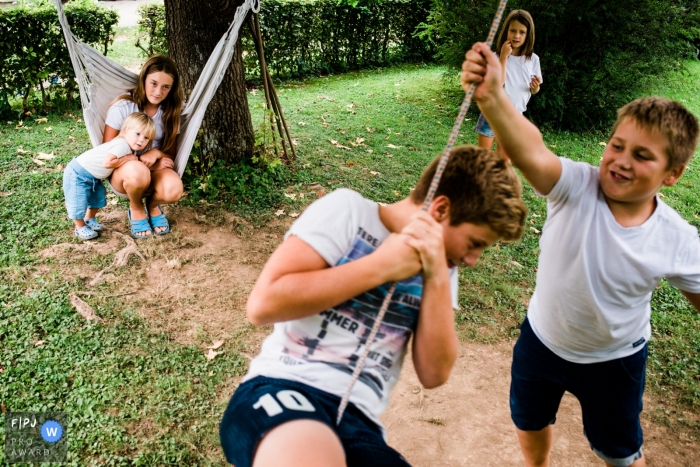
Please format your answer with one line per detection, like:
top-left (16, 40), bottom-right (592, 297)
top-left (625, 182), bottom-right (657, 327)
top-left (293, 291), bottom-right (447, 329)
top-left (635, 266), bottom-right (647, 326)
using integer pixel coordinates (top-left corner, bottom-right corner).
top-left (330, 139), bottom-right (338, 145)
top-left (366, 149), bottom-right (373, 153)
top-left (284, 193), bottom-right (297, 199)
top-left (35, 117), bottom-right (47, 124)
top-left (511, 260), bottom-right (524, 268)
top-left (316, 189), bottom-right (326, 198)
top-left (45, 127), bottom-right (52, 132)
top-left (347, 161), bottom-right (355, 166)
top-left (387, 144), bottom-right (401, 149)
top-left (68, 136), bottom-right (76, 142)
top-left (32, 158), bottom-right (45, 166)
top-left (386, 154), bottom-right (394, 158)
top-left (207, 340), bottom-right (225, 350)
top-left (298, 122), bottom-right (307, 126)
top-left (69, 292), bottom-right (103, 322)
top-left (394, 83), bottom-right (401, 86)
top-left (55, 164), bottom-right (64, 171)
top-left (298, 193), bottom-right (305, 199)
top-left (206, 349), bottom-right (221, 361)
top-left (356, 137), bottom-right (365, 144)
top-left (366, 127), bottom-right (375, 133)
top-left (16, 148), bottom-right (31, 155)
top-left (290, 212), bottom-right (300, 218)
top-left (370, 171), bottom-right (380, 175)
top-left (549, 144), bottom-right (557, 148)
top-left (275, 209), bottom-right (285, 217)
top-left (37, 152), bottom-right (55, 160)
top-left (0, 192), bottom-right (10, 197)
top-left (530, 227), bottom-right (541, 234)
top-left (658, 193), bottom-right (665, 198)
top-left (292, 139), bottom-right (299, 146)
top-left (598, 142), bottom-right (607, 146)
top-left (109, 199), bottom-right (118, 205)
top-left (337, 145), bottom-right (351, 150)
top-left (34, 340), bottom-right (46, 347)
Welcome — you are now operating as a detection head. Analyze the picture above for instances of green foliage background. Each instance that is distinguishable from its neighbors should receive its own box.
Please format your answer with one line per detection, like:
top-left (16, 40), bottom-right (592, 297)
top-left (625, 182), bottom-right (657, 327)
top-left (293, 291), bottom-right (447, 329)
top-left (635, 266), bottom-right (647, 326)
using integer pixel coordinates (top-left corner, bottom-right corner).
top-left (135, 0), bottom-right (435, 81)
top-left (421, 0), bottom-right (700, 130)
top-left (0, 0), bottom-right (118, 115)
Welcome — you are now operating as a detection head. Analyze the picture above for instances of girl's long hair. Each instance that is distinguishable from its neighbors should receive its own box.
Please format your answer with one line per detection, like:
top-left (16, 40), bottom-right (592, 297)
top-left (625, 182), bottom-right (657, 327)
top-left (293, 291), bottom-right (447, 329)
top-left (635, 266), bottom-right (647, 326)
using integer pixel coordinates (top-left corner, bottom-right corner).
top-left (496, 10), bottom-right (536, 60)
top-left (114, 55), bottom-right (183, 155)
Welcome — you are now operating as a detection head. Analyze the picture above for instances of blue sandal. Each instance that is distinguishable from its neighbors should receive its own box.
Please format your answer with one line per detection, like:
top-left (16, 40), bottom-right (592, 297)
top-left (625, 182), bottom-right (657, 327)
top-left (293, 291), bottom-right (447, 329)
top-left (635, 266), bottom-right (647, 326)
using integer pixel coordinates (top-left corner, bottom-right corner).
top-left (75, 225), bottom-right (98, 240)
top-left (84, 217), bottom-right (104, 232)
top-left (148, 205), bottom-right (170, 236)
top-left (128, 209), bottom-right (153, 239)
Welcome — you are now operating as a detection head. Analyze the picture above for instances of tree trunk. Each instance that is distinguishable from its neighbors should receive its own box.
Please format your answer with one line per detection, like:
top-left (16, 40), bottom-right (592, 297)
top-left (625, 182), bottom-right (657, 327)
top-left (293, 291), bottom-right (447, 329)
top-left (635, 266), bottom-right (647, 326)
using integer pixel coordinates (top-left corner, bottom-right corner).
top-left (165, 0), bottom-right (255, 172)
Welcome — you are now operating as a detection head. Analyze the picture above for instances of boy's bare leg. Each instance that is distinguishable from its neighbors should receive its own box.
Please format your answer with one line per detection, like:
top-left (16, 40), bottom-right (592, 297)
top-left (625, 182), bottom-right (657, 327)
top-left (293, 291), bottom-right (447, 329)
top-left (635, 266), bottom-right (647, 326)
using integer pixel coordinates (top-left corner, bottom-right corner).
top-left (516, 426), bottom-right (552, 467)
top-left (253, 420), bottom-right (346, 467)
top-left (477, 134), bottom-right (495, 151)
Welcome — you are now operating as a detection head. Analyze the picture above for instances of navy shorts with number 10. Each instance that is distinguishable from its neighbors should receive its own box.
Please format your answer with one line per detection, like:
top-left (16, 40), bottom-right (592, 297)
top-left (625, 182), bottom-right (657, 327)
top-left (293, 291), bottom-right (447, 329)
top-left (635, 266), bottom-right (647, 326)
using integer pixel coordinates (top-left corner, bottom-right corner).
top-left (220, 376), bottom-right (411, 467)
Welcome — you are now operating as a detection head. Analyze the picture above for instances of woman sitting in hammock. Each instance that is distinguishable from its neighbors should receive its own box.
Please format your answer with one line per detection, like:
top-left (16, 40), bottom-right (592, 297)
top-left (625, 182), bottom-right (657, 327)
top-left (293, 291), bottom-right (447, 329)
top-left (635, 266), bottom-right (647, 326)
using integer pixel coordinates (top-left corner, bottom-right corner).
top-left (95, 55), bottom-right (184, 238)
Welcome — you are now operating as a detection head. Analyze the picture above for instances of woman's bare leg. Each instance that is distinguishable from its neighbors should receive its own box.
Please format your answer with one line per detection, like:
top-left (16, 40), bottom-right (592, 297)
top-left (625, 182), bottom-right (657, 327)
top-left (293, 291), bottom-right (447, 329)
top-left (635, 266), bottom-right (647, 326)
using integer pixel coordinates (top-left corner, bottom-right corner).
top-left (477, 134), bottom-right (495, 151)
top-left (109, 161), bottom-right (152, 236)
top-left (253, 420), bottom-right (345, 467)
top-left (145, 168), bottom-right (183, 233)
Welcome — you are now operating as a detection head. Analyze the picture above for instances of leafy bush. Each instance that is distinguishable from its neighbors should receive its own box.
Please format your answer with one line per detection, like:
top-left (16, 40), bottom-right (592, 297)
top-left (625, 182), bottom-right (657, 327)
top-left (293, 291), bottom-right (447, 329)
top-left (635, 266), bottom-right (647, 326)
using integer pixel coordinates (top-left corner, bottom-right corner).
top-left (422, 0), bottom-right (699, 130)
top-left (0, 0), bottom-right (118, 114)
top-left (136, 0), bottom-right (434, 80)
top-left (135, 2), bottom-right (167, 58)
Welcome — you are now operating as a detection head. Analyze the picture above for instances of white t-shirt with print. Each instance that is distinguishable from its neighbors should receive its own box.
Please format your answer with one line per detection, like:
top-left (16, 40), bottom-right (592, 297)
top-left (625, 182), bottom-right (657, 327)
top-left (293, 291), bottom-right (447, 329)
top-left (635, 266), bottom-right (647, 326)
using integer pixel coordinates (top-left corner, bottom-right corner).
top-left (503, 53), bottom-right (543, 113)
top-left (528, 157), bottom-right (700, 364)
top-left (75, 138), bottom-right (132, 179)
top-left (105, 99), bottom-right (165, 152)
top-left (244, 189), bottom-right (459, 432)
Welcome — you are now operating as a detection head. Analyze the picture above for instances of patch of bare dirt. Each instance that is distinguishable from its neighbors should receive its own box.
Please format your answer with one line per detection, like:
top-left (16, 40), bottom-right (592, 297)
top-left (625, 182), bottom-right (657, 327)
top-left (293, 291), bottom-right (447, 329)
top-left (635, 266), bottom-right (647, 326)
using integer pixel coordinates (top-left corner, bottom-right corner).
top-left (382, 342), bottom-right (699, 466)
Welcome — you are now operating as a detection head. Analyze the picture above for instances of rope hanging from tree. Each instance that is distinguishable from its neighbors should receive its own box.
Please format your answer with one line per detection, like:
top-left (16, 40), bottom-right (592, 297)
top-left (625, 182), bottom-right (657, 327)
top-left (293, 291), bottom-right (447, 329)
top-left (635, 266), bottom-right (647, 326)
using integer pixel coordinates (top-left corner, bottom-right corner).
top-left (336, 0), bottom-right (510, 425)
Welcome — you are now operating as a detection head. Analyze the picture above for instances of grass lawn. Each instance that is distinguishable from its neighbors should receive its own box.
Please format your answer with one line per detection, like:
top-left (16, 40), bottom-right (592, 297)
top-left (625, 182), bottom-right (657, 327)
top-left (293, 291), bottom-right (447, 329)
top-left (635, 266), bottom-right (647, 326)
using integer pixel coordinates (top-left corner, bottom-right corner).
top-left (1, 25), bottom-right (699, 463)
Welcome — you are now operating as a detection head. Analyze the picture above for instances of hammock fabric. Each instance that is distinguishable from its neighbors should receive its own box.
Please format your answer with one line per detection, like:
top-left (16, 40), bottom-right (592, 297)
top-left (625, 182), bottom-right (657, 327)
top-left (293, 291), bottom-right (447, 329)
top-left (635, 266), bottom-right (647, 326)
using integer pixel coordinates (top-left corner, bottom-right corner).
top-left (53, 0), bottom-right (260, 177)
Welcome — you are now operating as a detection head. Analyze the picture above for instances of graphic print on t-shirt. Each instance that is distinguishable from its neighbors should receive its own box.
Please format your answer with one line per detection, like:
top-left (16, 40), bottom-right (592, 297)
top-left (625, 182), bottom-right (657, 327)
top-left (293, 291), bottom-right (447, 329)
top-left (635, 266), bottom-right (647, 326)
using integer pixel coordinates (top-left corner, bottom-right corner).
top-left (280, 226), bottom-right (423, 398)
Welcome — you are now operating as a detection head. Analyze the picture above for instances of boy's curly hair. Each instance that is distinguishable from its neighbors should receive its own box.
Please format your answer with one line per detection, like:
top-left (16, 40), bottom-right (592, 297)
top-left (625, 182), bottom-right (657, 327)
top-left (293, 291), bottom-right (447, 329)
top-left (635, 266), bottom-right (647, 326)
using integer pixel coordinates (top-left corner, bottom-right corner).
top-left (611, 97), bottom-right (699, 169)
top-left (411, 146), bottom-right (527, 241)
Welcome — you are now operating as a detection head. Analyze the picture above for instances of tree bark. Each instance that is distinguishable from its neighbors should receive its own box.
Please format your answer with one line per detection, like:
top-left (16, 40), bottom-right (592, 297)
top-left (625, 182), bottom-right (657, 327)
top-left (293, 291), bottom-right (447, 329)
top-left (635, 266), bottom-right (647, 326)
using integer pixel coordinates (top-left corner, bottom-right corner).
top-left (164, 0), bottom-right (255, 171)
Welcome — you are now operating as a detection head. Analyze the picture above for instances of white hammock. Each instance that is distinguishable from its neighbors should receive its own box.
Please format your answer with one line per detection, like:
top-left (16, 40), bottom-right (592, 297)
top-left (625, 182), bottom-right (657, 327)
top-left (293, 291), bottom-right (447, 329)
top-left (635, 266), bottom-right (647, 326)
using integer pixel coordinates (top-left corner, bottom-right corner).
top-left (53, 0), bottom-right (260, 177)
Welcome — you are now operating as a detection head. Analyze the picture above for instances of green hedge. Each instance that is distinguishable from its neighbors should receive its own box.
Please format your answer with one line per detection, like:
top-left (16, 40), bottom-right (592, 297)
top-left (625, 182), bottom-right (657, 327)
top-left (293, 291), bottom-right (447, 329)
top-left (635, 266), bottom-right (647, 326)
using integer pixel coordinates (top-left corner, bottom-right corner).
top-left (421, 0), bottom-right (700, 130)
top-left (136, 0), bottom-right (434, 80)
top-left (0, 0), bottom-right (119, 114)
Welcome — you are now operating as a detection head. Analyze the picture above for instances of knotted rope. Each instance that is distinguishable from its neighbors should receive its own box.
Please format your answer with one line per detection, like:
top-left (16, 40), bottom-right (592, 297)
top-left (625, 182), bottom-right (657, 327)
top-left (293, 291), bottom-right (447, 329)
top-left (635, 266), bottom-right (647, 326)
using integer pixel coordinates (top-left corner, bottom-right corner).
top-left (336, 0), bottom-right (510, 425)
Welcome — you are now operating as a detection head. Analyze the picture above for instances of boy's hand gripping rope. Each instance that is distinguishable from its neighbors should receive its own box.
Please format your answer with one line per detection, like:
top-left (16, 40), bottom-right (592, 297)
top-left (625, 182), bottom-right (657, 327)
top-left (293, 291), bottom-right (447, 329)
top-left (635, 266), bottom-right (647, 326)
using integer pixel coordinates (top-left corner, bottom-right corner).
top-left (336, 0), bottom-right (509, 426)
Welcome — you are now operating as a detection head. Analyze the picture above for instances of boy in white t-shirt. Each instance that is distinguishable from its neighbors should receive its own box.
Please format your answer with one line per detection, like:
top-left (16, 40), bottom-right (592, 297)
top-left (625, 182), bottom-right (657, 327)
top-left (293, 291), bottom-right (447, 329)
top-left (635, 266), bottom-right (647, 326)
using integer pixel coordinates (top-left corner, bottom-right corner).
top-left (62, 113), bottom-right (155, 240)
top-left (463, 43), bottom-right (700, 467)
top-left (219, 146), bottom-right (527, 467)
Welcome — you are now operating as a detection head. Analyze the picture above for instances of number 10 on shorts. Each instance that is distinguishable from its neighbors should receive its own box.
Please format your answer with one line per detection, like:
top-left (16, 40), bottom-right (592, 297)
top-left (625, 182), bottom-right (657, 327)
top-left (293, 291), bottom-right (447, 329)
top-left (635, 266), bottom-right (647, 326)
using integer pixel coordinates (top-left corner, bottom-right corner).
top-left (253, 390), bottom-right (316, 417)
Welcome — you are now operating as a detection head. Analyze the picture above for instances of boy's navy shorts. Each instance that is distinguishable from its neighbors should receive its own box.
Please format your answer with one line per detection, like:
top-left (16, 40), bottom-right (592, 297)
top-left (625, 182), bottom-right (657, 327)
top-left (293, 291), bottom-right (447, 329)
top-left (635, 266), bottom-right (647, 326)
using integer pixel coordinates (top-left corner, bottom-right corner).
top-left (220, 376), bottom-right (411, 467)
top-left (510, 317), bottom-right (647, 467)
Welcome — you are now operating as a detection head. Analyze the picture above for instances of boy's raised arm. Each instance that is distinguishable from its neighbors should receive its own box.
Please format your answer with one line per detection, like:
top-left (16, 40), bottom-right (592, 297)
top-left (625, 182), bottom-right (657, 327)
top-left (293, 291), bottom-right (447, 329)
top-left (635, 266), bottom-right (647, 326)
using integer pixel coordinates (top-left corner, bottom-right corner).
top-left (461, 42), bottom-right (562, 196)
